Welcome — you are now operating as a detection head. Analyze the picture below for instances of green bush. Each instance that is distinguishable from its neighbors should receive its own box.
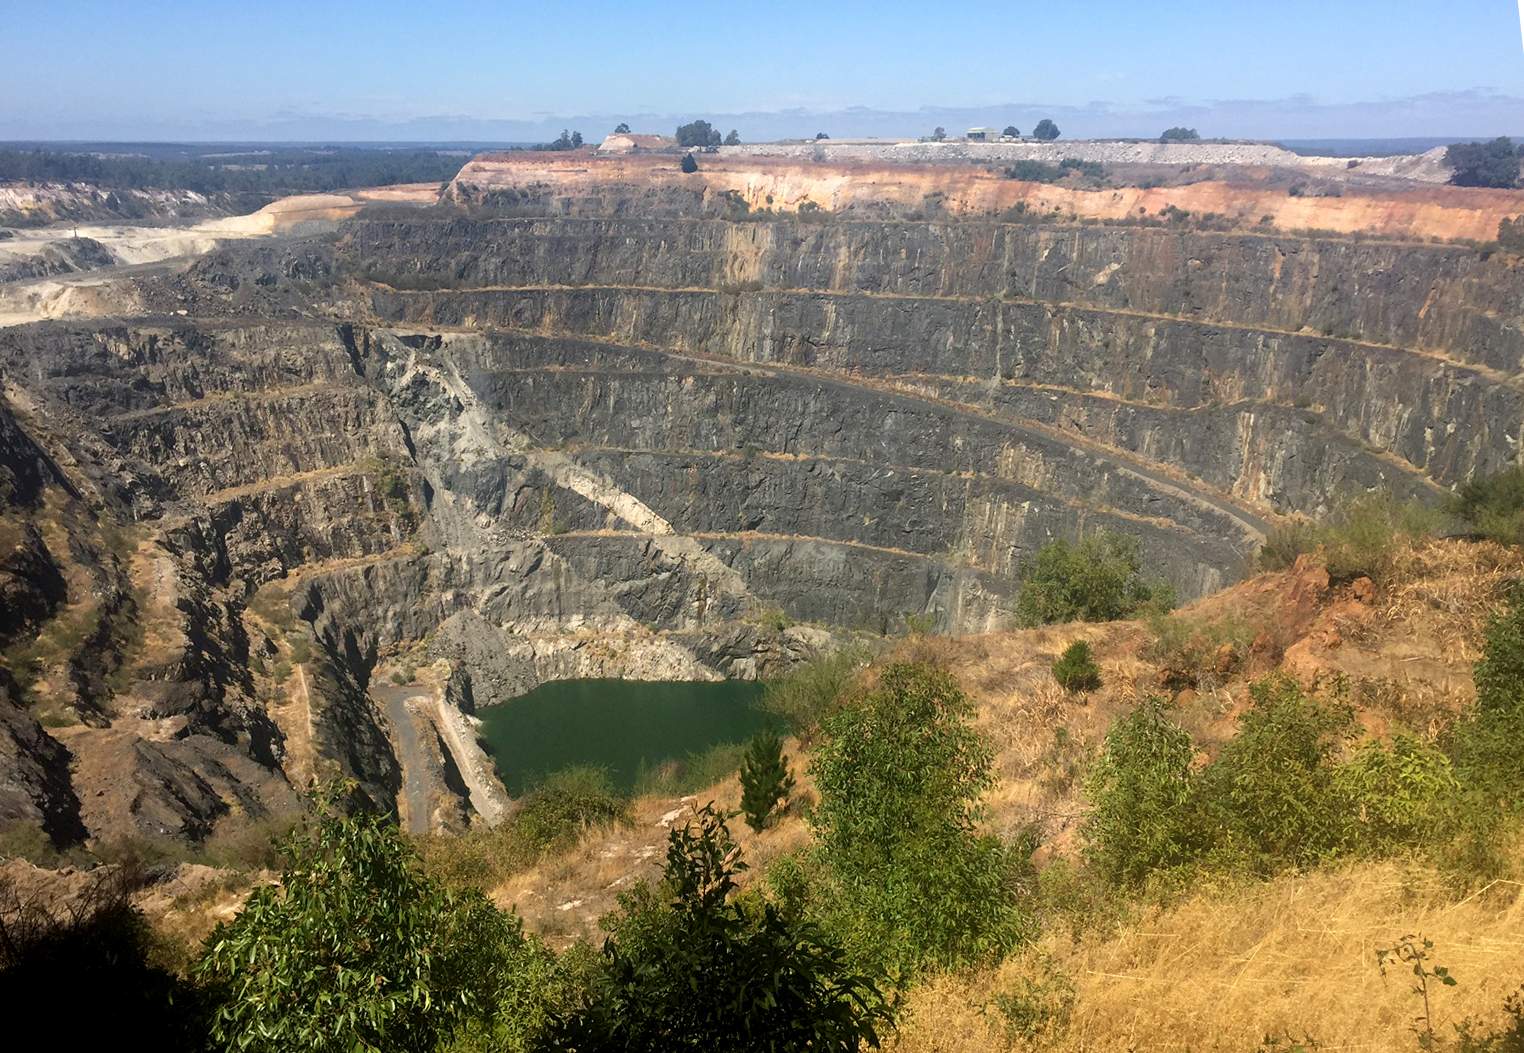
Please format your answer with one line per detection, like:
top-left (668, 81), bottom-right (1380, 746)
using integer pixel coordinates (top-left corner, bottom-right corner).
top-left (1082, 698), bottom-right (1200, 886)
top-left (1446, 466), bottom-right (1524, 546)
top-left (634, 741), bottom-right (747, 797)
top-left (1086, 678), bottom-right (1372, 883)
top-left (1257, 518), bottom-right (1321, 573)
top-left (1144, 610), bottom-right (1251, 690)
top-left (1257, 494), bottom-right (1443, 582)
top-left (1450, 591), bottom-right (1524, 811)
top-left (1198, 676), bottom-right (1355, 871)
top-left (1052, 640), bottom-right (1102, 693)
top-left (1337, 733), bottom-right (1460, 851)
top-left (760, 647), bottom-right (868, 740)
top-left (1452, 984), bottom-right (1524, 1052)
top-left (808, 663), bottom-right (1029, 976)
top-left (1058, 156), bottom-right (1106, 180)
top-left (194, 788), bottom-right (556, 1053)
top-left (738, 732), bottom-right (794, 832)
top-left (514, 766), bottom-right (628, 851)
top-left (548, 804), bottom-right (891, 1051)
top-left (990, 953), bottom-right (1076, 1047)
top-left (1003, 160), bottom-right (1064, 183)
top-left (1015, 531), bottom-right (1175, 627)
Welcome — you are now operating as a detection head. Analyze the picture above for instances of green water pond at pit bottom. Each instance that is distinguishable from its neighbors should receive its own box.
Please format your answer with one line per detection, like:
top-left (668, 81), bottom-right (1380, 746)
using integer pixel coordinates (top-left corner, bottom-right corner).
top-left (474, 678), bottom-right (773, 796)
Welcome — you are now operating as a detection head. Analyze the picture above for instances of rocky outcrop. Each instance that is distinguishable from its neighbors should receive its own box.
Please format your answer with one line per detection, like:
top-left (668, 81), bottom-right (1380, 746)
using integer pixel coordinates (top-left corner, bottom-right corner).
top-left (0, 154), bottom-right (1520, 843)
top-left (0, 685), bottom-right (83, 846)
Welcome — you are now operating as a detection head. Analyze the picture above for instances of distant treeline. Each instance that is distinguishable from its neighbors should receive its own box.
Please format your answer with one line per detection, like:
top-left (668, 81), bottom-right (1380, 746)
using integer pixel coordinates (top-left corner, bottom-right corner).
top-left (0, 147), bottom-right (468, 194)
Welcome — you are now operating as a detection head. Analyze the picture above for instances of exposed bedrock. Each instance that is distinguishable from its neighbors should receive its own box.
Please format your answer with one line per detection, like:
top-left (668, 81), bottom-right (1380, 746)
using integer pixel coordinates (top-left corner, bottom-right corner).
top-left (348, 216), bottom-right (1524, 374)
top-left (1, 181), bottom-right (1521, 842)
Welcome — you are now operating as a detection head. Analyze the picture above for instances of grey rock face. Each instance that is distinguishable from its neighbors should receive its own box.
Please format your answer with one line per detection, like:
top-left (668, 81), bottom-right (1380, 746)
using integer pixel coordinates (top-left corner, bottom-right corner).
top-left (0, 196), bottom-right (1519, 844)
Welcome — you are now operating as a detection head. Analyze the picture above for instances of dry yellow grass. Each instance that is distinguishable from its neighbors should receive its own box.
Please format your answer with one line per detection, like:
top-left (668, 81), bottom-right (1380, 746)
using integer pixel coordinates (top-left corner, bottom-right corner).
top-left (892, 859), bottom-right (1524, 1052)
top-left (489, 743), bottom-right (818, 945)
top-left (463, 539), bottom-right (1524, 1041)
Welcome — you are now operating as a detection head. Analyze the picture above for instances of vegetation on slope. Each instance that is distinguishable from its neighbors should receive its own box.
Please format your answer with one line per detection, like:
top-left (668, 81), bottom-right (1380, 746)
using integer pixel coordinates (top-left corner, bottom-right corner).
top-left (5, 494), bottom-right (1524, 1050)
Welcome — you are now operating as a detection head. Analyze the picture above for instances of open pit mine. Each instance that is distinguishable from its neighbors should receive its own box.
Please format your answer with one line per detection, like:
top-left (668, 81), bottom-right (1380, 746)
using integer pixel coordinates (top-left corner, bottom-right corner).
top-left (1, 144), bottom-right (1521, 845)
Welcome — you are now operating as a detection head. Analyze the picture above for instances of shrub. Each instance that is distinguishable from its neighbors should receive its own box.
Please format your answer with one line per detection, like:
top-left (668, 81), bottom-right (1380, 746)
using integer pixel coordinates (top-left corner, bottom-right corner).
top-left (1014, 531), bottom-right (1175, 627)
top-left (1145, 610), bottom-right (1251, 690)
top-left (809, 663), bottom-right (1029, 975)
top-left (1452, 984), bottom-right (1524, 1052)
top-left (760, 647), bottom-right (868, 740)
top-left (1499, 216), bottom-right (1524, 254)
top-left (680, 152), bottom-right (699, 173)
top-left (1058, 156), bottom-right (1106, 180)
top-left (1446, 465), bottom-right (1524, 546)
top-left (1450, 591), bottom-right (1524, 812)
top-left (514, 766), bottom-right (628, 851)
top-left (635, 741), bottom-right (747, 797)
top-left (1337, 733), bottom-right (1460, 851)
top-left (1052, 640), bottom-right (1102, 692)
top-left (1475, 589), bottom-right (1524, 721)
top-left (1257, 493), bottom-right (1443, 582)
top-left (194, 788), bottom-right (553, 1053)
top-left (1198, 676), bottom-right (1355, 870)
top-left (990, 952), bottom-right (1076, 1046)
top-left (549, 804), bottom-right (891, 1051)
top-left (738, 732), bottom-right (794, 832)
top-left (1004, 160), bottom-right (1064, 183)
top-left (1082, 697), bottom-right (1200, 886)
top-left (1257, 518), bottom-right (1321, 572)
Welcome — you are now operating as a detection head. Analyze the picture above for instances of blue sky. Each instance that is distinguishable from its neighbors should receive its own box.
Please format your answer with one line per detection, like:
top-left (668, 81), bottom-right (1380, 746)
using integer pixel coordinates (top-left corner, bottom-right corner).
top-left (4, 0), bottom-right (1523, 140)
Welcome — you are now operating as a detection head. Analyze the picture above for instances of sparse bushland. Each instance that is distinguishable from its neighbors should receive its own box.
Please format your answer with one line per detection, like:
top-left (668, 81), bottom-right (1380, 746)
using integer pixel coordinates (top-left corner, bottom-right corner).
top-left (1002, 157), bottom-right (1106, 184)
top-left (11, 534), bottom-right (1524, 1049)
top-left (1083, 586), bottom-right (1524, 891)
top-left (195, 787), bottom-right (564, 1053)
top-left (420, 765), bottom-right (629, 891)
top-left (1258, 492), bottom-right (1447, 582)
top-left (0, 145), bottom-right (467, 196)
top-left (1050, 640), bottom-right (1101, 693)
top-left (801, 663), bottom-right (1031, 978)
top-left (547, 804), bottom-right (891, 1051)
top-left (758, 645), bottom-right (870, 740)
top-left (1144, 608), bottom-right (1252, 690)
top-left (1014, 531), bottom-right (1176, 627)
top-left (1446, 465), bottom-right (1524, 547)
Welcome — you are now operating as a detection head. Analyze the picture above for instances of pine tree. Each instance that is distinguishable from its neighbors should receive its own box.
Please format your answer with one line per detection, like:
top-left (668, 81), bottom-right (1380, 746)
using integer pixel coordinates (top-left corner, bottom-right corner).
top-left (739, 732), bottom-right (794, 832)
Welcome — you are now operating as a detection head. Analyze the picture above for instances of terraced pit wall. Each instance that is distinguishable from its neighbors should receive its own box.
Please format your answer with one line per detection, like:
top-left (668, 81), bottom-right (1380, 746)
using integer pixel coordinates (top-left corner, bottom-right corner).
top-left (1, 154), bottom-right (1521, 843)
